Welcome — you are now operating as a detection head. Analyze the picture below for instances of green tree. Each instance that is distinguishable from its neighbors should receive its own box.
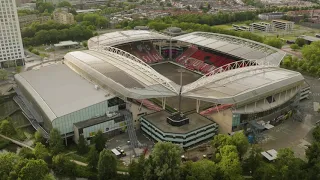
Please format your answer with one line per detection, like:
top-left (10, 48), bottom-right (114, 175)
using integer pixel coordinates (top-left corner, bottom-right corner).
top-left (295, 38), bottom-right (306, 47)
top-left (34, 142), bottom-right (49, 160)
top-left (212, 134), bottom-right (232, 151)
top-left (242, 145), bottom-right (263, 175)
top-left (19, 159), bottom-right (49, 180)
top-left (57, 1), bottom-right (71, 7)
top-left (185, 159), bottom-right (218, 180)
top-left (290, 44), bottom-right (300, 51)
top-left (19, 147), bottom-right (35, 159)
top-left (49, 128), bottom-right (64, 155)
top-left (253, 162), bottom-right (276, 180)
top-left (77, 135), bottom-right (88, 154)
top-left (216, 145), bottom-right (243, 180)
top-left (34, 130), bottom-right (44, 143)
top-left (0, 153), bottom-right (20, 179)
top-left (44, 173), bottom-right (56, 180)
top-left (129, 155), bottom-right (145, 180)
top-left (264, 38), bottom-right (283, 49)
top-left (87, 146), bottom-right (99, 170)
top-left (313, 126), bottom-right (320, 142)
top-left (231, 131), bottom-right (249, 159)
top-left (144, 142), bottom-right (182, 180)
top-left (282, 56), bottom-right (293, 68)
top-left (52, 154), bottom-right (77, 176)
top-left (98, 149), bottom-right (117, 180)
top-left (93, 130), bottom-right (106, 152)
top-left (0, 69), bottom-right (8, 80)
top-left (0, 119), bottom-right (16, 136)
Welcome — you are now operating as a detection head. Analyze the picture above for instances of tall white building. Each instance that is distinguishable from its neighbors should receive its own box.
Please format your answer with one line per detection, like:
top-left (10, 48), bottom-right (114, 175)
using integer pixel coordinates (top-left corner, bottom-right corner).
top-left (0, 0), bottom-right (25, 68)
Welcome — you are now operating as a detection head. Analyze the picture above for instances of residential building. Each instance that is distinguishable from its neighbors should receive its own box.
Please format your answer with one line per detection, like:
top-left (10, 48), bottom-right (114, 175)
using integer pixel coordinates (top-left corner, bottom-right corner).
top-left (53, 9), bottom-right (75, 24)
top-left (0, 0), bottom-right (25, 68)
top-left (18, 14), bottom-right (51, 27)
top-left (272, 20), bottom-right (294, 31)
top-left (250, 22), bottom-right (273, 32)
top-left (258, 12), bottom-right (284, 20)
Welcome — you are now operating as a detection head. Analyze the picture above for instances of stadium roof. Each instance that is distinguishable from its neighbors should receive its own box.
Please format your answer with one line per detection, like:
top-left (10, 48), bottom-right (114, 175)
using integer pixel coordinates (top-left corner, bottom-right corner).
top-left (14, 64), bottom-right (115, 121)
top-left (172, 32), bottom-right (286, 65)
top-left (88, 30), bottom-right (170, 48)
top-left (54, 40), bottom-right (79, 47)
top-left (182, 61), bottom-right (304, 105)
top-left (64, 46), bottom-right (179, 99)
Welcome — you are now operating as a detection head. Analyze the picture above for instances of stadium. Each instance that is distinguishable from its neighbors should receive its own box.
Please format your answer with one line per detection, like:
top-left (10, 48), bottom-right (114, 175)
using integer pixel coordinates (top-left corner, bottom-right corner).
top-left (14, 30), bottom-right (304, 148)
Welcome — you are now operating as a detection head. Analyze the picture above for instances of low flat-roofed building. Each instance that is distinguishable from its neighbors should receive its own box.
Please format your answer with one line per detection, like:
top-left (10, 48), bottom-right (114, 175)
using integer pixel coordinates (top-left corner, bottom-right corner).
top-left (14, 64), bottom-right (122, 137)
top-left (140, 111), bottom-right (219, 148)
top-left (53, 9), bottom-right (75, 24)
top-left (299, 35), bottom-right (320, 44)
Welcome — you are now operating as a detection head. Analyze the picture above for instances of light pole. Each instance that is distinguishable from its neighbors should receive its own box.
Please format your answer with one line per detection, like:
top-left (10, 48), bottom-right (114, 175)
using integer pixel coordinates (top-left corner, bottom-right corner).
top-left (177, 68), bottom-right (186, 114)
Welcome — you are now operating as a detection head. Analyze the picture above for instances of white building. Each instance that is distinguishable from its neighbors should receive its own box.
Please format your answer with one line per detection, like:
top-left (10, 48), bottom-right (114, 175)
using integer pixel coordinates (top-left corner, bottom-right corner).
top-left (0, 0), bottom-right (25, 68)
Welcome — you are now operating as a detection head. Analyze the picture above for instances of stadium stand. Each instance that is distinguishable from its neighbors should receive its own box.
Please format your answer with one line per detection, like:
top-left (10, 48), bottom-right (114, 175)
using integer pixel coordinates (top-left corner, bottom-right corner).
top-left (176, 46), bottom-right (198, 63)
top-left (135, 99), bottom-right (162, 112)
top-left (118, 42), bottom-right (163, 64)
top-left (190, 50), bottom-right (234, 67)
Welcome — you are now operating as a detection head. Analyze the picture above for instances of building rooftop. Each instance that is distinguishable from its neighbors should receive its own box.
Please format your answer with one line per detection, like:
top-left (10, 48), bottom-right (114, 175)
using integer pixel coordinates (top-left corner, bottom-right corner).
top-left (14, 64), bottom-right (114, 121)
top-left (182, 65), bottom-right (304, 105)
top-left (143, 111), bottom-right (215, 134)
top-left (300, 35), bottom-right (320, 42)
top-left (172, 32), bottom-right (286, 65)
top-left (54, 41), bottom-right (79, 47)
top-left (88, 30), bottom-right (169, 48)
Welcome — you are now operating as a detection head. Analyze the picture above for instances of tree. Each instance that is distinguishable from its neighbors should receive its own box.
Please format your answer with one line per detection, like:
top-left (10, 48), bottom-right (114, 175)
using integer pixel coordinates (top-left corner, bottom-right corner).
top-left (212, 134), bottom-right (232, 151)
top-left (313, 126), bottom-right (320, 142)
top-left (295, 38), bottom-right (306, 47)
top-left (0, 69), bottom-right (8, 80)
top-left (57, 1), bottom-right (71, 7)
top-left (129, 155), bottom-right (145, 180)
top-left (144, 142), bottom-right (182, 180)
top-left (34, 130), bottom-right (44, 143)
top-left (264, 38), bottom-right (283, 49)
top-left (19, 147), bottom-right (35, 159)
top-left (19, 159), bottom-right (49, 180)
top-left (282, 56), bottom-right (293, 68)
top-left (98, 149), bottom-right (117, 180)
top-left (185, 160), bottom-right (218, 180)
top-left (34, 142), bottom-right (49, 160)
top-left (231, 131), bottom-right (249, 159)
top-left (216, 145), bottom-right (243, 180)
top-left (290, 44), bottom-right (300, 51)
top-left (253, 162), bottom-right (276, 180)
top-left (242, 145), bottom-right (263, 175)
top-left (0, 119), bottom-right (16, 136)
top-left (87, 146), bottom-right (99, 170)
top-left (93, 130), bottom-right (106, 152)
top-left (52, 154), bottom-right (77, 176)
top-left (0, 153), bottom-right (20, 179)
top-left (49, 128), bottom-right (64, 155)
top-left (77, 135), bottom-right (88, 154)
top-left (43, 173), bottom-right (56, 180)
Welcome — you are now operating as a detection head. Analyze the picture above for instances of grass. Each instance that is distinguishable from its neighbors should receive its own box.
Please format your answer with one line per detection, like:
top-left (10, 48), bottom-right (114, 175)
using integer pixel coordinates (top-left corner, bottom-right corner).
top-left (117, 160), bottom-right (129, 172)
top-left (68, 153), bottom-right (88, 163)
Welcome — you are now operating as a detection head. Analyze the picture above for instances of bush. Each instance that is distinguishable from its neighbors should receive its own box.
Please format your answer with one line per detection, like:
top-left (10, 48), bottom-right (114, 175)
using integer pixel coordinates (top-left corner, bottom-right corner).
top-left (290, 44), bottom-right (299, 51)
top-left (0, 138), bottom-right (11, 150)
top-left (28, 46), bottom-right (34, 52)
top-left (31, 49), bottom-right (40, 55)
top-left (264, 38), bottom-right (283, 49)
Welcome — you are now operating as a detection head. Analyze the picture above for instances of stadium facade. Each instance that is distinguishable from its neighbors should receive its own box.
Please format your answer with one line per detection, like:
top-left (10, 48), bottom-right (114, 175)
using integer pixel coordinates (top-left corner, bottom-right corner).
top-left (15, 30), bottom-right (305, 147)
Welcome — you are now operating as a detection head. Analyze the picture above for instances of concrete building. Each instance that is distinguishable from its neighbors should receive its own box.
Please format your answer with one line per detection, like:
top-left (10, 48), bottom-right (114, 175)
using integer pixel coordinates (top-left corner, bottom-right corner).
top-left (250, 22), bottom-right (273, 32)
top-left (18, 14), bottom-right (51, 27)
top-left (0, 0), bottom-right (25, 68)
top-left (272, 20), bottom-right (294, 31)
top-left (163, 27), bottom-right (186, 36)
top-left (53, 9), bottom-right (75, 24)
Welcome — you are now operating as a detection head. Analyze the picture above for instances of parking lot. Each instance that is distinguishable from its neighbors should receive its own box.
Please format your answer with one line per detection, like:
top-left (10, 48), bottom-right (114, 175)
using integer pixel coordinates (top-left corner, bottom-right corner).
top-left (258, 75), bottom-right (320, 160)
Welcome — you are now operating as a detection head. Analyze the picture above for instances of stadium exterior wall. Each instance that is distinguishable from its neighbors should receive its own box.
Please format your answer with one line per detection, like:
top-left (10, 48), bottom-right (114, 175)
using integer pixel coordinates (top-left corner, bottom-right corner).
top-left (15, 77), bottom-right (119, 135)
top-left (51, 101), bottom-right (118, 135)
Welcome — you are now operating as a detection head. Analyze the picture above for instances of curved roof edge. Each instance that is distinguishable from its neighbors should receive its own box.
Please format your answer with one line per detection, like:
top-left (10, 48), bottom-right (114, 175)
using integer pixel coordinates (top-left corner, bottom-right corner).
top-left (14, 74), bottom-right (57, 121)
top-left (88, 30), bottom-right (170, 49)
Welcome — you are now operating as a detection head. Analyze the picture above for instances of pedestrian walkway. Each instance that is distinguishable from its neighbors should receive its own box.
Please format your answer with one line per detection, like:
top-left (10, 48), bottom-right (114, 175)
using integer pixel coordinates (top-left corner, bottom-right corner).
top-left (0, 134), bottom-right (34, 150)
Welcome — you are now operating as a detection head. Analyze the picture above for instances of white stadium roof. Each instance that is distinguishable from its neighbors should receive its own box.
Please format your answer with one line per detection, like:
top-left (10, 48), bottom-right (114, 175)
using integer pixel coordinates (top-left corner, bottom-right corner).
top-left (14, 64), bottom-right (115, 121)
top-left (88, 30), bottom-right (170, 48)
top-left (172, 32), bottom-right (286, 66)
top-left (64, 46), bottom-right (179, 99)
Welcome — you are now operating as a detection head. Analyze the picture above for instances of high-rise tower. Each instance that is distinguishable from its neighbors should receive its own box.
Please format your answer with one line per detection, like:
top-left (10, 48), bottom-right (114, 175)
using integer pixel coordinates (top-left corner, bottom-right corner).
top-left (0, 0), bottom-right (25, 68)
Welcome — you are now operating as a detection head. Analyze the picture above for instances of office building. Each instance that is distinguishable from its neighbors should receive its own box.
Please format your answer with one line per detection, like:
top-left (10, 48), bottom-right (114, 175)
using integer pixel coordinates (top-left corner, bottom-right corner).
top-left (0, 0), bottom-right (25, 68)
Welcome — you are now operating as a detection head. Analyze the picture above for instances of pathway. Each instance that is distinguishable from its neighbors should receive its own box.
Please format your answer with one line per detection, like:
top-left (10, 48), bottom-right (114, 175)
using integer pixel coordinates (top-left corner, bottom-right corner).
top-left (71, 159), bottom-right (129, 175)
top-left (0, 134), bottom-right (34, 150)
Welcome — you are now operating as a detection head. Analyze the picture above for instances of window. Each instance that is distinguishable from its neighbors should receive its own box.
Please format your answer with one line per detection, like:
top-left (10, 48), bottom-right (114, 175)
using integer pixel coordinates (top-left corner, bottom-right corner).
top-left (266, 96), bottom-right (275, 103)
